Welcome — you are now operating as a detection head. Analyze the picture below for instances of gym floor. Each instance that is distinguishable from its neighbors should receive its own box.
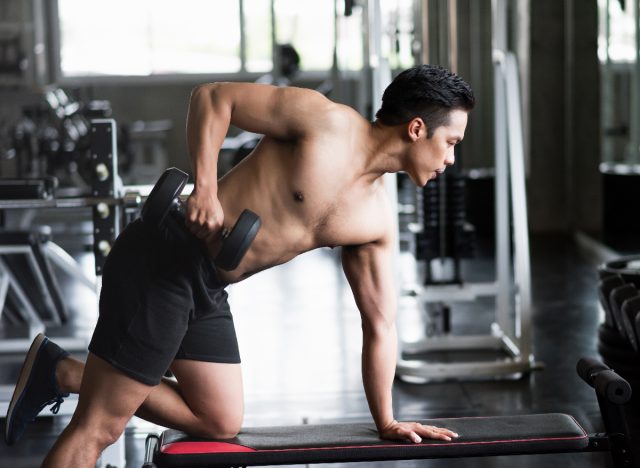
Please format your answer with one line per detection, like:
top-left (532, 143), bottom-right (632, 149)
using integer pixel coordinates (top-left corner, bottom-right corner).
top-left (0, 229), bottom-right (618, 467)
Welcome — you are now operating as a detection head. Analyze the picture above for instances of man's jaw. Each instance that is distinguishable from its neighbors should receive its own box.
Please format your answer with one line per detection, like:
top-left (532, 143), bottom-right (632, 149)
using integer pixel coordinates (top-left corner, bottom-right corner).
top-left (429, 168), bottom-right (446, 180)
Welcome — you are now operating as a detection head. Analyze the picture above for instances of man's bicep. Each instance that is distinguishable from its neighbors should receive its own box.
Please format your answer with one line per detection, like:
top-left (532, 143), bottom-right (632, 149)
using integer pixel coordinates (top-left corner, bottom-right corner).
top-left (201, 82), bottom-right (326, 139)
top-left (341, 199), bottom-right (397, 294)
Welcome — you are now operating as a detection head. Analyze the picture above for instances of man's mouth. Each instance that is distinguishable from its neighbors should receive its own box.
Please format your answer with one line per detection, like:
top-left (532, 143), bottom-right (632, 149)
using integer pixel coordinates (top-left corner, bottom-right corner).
top-left (430, 169), bottom-right (445, 180)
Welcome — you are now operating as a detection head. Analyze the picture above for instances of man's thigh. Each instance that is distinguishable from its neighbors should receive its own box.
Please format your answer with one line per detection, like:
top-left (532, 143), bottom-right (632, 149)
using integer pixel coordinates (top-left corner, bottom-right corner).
top-left (171, 360), bottom-right (244, 431)
top-left (73, 353), bottom-right (154, 436)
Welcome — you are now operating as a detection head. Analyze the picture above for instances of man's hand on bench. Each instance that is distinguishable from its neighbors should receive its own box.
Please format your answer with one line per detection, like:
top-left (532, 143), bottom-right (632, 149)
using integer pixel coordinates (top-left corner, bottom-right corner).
top-left (380, 420), bottom-right (459, 443)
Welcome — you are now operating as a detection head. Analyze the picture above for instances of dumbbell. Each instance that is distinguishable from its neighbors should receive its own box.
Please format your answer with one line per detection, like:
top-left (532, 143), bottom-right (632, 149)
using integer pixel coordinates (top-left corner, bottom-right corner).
top-left (141, 167), bottom-right (261, 271)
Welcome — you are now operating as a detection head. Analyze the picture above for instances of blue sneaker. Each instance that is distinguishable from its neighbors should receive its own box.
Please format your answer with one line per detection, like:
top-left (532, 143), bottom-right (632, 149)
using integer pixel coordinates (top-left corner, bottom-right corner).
top-left (4, 333), bottom-right (70, 445)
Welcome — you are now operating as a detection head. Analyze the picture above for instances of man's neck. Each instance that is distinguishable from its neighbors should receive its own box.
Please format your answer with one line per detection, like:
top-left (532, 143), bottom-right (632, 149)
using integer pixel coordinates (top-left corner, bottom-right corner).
top-left (362, 121), bottom-right (406, 180)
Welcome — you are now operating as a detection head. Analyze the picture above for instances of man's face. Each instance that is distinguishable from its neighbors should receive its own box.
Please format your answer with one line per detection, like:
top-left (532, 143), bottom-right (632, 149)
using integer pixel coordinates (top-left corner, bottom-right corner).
top-left (405, 109), bottom-right (468, 187)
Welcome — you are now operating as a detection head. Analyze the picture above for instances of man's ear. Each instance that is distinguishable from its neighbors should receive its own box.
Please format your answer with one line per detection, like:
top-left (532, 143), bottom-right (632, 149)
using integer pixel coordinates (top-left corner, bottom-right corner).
top-left (407, 117), bottom-right (427, 141)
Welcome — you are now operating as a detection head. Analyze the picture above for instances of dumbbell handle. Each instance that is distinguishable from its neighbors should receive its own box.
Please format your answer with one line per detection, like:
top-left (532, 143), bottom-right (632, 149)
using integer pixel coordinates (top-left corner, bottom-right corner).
top-left (162, 200), bottom-right (204, 251)
top-left (169, 198), bottom-right (231, 240)
top-left (169, 198), bottom-right (185, 223)
top-left (166, 199), bottom-right (260, 270)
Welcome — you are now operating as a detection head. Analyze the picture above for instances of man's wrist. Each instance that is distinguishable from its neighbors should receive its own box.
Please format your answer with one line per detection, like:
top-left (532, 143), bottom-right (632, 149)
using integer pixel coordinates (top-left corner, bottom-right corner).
top-left (195, 180), bottom-right (217, 192)
top-left (378, 418), bottom-right (398, 433)
top-left (193, 172), bottom-right (218, 192)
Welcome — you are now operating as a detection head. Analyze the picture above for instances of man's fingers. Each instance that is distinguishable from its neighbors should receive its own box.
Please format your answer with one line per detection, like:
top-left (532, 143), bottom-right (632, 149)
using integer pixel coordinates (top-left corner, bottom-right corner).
top-left (185, 193), bottom-right (225, 240)
top-left (188, 222), bottom-right (217, 240)
top-left (382, 422), bottom-right (460, 444)
top-left (396, 428), bottom-right (422, 444)
top-left (415, 424), bottom-right (458, 441)
top-left (187, 210), bottom-right (223, 239)
top-left (430, 425), bottom-right (458, 438)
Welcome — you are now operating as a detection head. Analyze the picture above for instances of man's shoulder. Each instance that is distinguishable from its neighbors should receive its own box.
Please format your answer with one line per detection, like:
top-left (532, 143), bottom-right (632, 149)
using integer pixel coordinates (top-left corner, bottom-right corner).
top-left (341, 181), bottom-right (396, 250)
top-left (325, 100), bottom-right (364, 123)
top-left (304, 100), bottom-right (367, 139)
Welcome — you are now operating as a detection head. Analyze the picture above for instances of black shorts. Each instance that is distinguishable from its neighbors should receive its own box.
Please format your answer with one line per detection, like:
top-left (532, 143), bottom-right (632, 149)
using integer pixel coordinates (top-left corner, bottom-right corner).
top-left (88, 219), bottom-right (240, 386)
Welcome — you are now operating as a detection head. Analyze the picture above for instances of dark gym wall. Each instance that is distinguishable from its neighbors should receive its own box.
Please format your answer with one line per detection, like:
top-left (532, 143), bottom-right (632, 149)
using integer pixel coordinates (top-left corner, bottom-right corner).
top-left (456, 0), bottom-right (495, 172)
top-left (87, 82), bottom-right (194, 172)
top-left (569, 1), bottom-right (601, 234)
top-left (529, 0), bottom-right (600, 233)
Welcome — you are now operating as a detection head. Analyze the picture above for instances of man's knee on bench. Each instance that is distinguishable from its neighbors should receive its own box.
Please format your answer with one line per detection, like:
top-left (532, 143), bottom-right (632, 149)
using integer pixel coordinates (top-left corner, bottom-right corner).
top-left (191, 413), bottom-right (242, 440)
top-left (179, 392), bottom-right (243, 439)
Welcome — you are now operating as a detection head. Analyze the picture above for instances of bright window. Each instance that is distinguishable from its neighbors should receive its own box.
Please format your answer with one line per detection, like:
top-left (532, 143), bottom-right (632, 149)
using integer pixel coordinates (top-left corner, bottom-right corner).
top-left (244, 0), bottom-right (273, 73)
top-left (598, 0), bottom-right (637, 63)
top-left (335, 0), bottom-right (364, 71)
top-left (58, 0), bottom-right (241, 76)
top-left (274, 0), bottom-right (334, 71)
top-left (56, 0), bottom-right (337, 77)
top-left (381, 0), bottom-right (415, 70)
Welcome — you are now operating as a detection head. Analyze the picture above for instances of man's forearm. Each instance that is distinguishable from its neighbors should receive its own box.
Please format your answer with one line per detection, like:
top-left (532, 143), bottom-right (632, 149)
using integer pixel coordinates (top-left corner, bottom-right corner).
top-left (361, 323), bottom-right (398, 432)
top-left (186, 84), bottom-right (231, 189)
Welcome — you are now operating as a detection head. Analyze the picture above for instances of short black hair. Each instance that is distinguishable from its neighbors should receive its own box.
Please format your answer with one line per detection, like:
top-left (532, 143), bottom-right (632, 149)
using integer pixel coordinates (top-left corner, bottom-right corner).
top-left (375, 65), bottom-right (475, 138)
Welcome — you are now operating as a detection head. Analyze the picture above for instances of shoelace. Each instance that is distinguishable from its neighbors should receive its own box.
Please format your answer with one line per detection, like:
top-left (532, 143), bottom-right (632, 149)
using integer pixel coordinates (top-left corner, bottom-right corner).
top-left (49, 395), bottom-right (65, 414)
top-left (37, 395), bottom-right (65, 415)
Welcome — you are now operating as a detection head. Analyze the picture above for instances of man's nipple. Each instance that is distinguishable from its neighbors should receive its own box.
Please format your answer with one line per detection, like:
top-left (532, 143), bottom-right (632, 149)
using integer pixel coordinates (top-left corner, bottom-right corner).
top-left (294, 191), bottom-right (304, 202)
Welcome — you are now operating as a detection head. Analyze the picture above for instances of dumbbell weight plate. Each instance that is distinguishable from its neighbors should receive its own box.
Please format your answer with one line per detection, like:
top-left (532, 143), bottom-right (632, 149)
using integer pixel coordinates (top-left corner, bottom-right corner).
top-left (601, 356), bottom-right (640, 379)
top-left (598, 323), bottom-right (633, 351)
top-left (598, 275), bottom-right (625, 329)
top-left (598, 341), bottom-right (638, 365)
top-left (215, 209), bottom-right (261, 271)
top-left (636, 312), bottom-right (640, 352)
top-left (600, 256), bottom-right (640, 288)
top-left (609, 284), bottom-right (638, 338)
top-left (622, 295), bottom-right (640, 352)
top-left (141, 168), bottom-right (189, 229)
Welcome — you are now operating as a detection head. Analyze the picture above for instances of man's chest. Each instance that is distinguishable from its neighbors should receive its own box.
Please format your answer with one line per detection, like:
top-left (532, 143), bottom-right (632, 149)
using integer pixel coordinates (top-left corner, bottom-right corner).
top-left (308, 186), bottom-right (389, 249)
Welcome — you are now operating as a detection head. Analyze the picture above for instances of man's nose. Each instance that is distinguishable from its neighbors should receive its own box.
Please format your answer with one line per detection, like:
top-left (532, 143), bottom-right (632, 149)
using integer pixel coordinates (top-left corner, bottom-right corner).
top-left (445, 153), bottom-right (455, 166)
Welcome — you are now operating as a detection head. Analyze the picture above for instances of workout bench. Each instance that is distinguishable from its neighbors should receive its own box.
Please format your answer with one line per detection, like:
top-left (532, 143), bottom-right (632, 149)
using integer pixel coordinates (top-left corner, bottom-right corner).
top-left (142, 357), bottom-right (637, 467)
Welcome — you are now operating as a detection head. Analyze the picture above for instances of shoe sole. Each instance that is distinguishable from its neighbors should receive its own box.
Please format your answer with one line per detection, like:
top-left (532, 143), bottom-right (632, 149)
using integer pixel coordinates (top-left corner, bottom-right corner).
top-left (4, 333), bottom-right (47, 445)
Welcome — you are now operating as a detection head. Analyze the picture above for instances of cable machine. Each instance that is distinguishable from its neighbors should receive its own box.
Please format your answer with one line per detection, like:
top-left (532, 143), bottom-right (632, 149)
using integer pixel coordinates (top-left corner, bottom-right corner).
top-left (395, 0), bottom-right (539, 381)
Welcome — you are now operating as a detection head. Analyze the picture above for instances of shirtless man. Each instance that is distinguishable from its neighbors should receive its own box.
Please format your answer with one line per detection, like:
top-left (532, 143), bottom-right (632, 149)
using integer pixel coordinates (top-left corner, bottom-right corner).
top-left (4, 64), bottom-right (474, 467)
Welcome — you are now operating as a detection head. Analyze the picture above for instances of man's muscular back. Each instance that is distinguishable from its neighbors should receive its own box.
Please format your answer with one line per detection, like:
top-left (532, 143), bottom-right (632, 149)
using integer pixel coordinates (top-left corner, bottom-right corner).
top-left (210, 92), bottom-right (393, 284)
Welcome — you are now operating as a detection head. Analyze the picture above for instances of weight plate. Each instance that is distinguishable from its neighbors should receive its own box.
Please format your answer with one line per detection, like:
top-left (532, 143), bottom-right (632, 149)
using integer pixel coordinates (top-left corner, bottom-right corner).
top-left (610, 284), bottom-right (638, 337)
top-left (598, 276), bottom-right (625, 329)
top-left (598, 324), bottom-right (633, 351)
top-left (597, 341), bottom-right (638, 365)
top-left (600, 256), bottom-right (640, 288)
top-left (215, 209), bottom-right (261, 271)
top-left (601, 357), bottom-right (640, 379)
top-left (141, 167), bottom-right (188, 229)
top-left (621, 296), bottom-right (640, 352)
